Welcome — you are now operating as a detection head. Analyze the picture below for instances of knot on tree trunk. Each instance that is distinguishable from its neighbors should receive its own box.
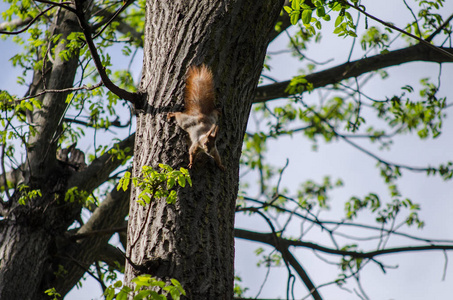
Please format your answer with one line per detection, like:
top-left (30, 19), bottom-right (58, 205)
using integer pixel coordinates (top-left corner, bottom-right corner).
top-left (57, 143), bottom-right (87, 172)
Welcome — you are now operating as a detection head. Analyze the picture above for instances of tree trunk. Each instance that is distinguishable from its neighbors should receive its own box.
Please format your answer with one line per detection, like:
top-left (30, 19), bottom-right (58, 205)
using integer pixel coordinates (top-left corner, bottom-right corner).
top-left (125, 1), bottom-right (283, 299)
top-left (0, 6), bottom-right (83, 299)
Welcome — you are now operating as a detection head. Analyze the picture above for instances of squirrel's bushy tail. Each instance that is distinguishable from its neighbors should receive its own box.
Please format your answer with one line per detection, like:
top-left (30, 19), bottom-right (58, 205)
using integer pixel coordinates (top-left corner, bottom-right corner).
top-left (184, 65), bottom-right (216, 115)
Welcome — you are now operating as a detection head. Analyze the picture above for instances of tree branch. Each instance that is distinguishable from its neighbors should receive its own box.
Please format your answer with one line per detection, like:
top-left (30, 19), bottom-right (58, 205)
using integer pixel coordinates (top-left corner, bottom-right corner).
top-left (426, 13), bottom-right (453, 42)
top-left (73, 0), bottom-right (139, 104)
top-left (0, 5), bottom-right (58, 35)
top-left (97, 243), bottom-right (126, 270)
top-left (0, 165), bottom-right (24, 191)
top-left (72, 225), bottom-right (127, 240)
top-left (15, 82), bottom-right (102, 102)
top-left (279, 246), bottom-right (322, 300)
top-left (67, 133), bottom-right (135, 193)
top-left (345, 1), bottom-right (453, 60)
top-left (268, 1), bottom-right (292, 42)
top-left (242, 196), bottom-right (453, 244)
top-left (0, 17), bottom-right (32, 32)
top-left (34, 0), bottom-right (76, 14)
top-left (91, 0), bottom-right (135, 40)
top-left (241, 208), bottom-right (323, 300)
top-left (54, 182), bottom-right (131, 295)
top-left (235, 228), bottom-right (453, 258)
top-left (92, 5), bottom-right (143, 44)
top-left (255, 44), bottom-right (453, 103)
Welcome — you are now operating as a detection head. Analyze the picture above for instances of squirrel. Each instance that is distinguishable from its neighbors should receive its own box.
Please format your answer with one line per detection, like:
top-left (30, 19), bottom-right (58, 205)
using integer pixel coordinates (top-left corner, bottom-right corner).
top-left (167, 64), bottom-right (226, 171)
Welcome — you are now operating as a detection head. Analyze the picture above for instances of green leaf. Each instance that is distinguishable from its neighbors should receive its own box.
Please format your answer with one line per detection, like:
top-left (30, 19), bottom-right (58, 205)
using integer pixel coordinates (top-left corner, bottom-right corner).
top-left (116, 289), bottom-right (129, 300)
top-left (113, 280), bottom-right (123, 288)
top-left (133, 290), bottom-right (153, 300)
top-left (178, 174), bottom-right (186, 187)
top-left (167, 190), bottom-right (177, 204)
top-left (316, 6), bottom-right (325, 17)
top-left (170, 279), bottom-right (186, 295)
top-left (302, 9), bottom-right (313, 24)
top-left (335, 15), bottom-right (344, 27)
top-left (186, 176), bottom-right (192, 187)
top-left (24, 101), bottom-right (33, 111)
top-left (167, 177), bottom-right (175, 189)
top-left (290, 11), bottom-right (300, 25)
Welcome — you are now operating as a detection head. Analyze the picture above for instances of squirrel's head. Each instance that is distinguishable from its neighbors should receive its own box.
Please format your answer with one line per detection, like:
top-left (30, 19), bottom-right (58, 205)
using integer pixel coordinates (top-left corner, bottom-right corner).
top-left (201, 124), bottom-right (218, 152)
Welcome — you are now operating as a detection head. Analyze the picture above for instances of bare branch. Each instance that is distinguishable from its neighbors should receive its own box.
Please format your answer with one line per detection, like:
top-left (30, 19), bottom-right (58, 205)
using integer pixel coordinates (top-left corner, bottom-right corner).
top-left (90, 3), bottom-right (143, 45)
top-left (345, 1), bottom-right (453, 60)
top-left (64, 116), bottom-right (132, 129)
top-left (34, 0), bottom-right (76, 14)
top-left (73, 0), bottom-right (139, 104)
top-left (72, 225), bottom-right (127, 240)
top-left (15, 82), bottom-right (102, 102)
top-left (235, 228), bottom-right (453, 258)
top-left (241, 207), bottom-right (323, 300)
top-left (255, 44), bottom-right (453, 103)
top-left (426, 13), bottom-right (453, 42)
top-left (92, 0), bottom-right (135, 40)
top-left (280, 246), bottom-right (323, 300)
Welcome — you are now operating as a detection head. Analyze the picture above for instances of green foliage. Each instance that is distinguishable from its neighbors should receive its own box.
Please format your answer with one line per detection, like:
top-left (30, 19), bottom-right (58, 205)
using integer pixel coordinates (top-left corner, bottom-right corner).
top-left (64, 187), bottom-right (89, 205)
top-left (59, 32), bottom-right (86, 62)
top-left (345, 193), bottom-right (424, 228)
top-left (44, 287), bottom-right (61, 300)
top-left (233, 275), bottom-right (249, 298)
top-left (360, 26), bottom-right (389, 50)
top-left (373, 78), bottom-right (446, 140)
top-left (1, 0), bottom-right (142, 175)
top-left (17, 184), bottom-right (41, 205)
top-left (284, 0), bottom-right (357, 37)
top-left (117, 164), bottom-right (192, 206)
top-left (297, 176), bottom-right (343, 209)
top-left (285, 75), bottom-right (314, 95)
top-left (104, 275), bottom-right (186, 300)
top-left (108, 142), bottom-right (133, 165)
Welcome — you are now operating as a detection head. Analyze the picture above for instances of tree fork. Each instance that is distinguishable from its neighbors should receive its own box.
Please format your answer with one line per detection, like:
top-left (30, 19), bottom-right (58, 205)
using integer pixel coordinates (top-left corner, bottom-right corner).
top-left (125, 1), bottom-right (284, 299)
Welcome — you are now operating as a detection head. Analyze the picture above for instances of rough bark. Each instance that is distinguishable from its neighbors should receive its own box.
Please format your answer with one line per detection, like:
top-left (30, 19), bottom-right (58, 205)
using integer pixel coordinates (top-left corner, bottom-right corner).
top-left (125, 1), bottom-right (284, 299)
top-left (51, 186), bottom-right (131, 296)
top-left (0, 6), bottom-right (84, 299)
top-left (0, 4), bottom-right (135, 297)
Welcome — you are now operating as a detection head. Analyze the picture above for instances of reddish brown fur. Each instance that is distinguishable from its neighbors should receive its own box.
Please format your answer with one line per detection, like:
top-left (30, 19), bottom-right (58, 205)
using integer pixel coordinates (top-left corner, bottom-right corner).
top-left (184, 65), bottom-right (216, 115)
top-left (167, 64), bottom-right (225, 170)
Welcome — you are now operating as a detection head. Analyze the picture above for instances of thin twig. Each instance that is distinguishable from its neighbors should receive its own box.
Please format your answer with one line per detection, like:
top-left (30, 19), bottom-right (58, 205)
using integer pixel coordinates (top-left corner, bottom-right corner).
top-left (345, 1), bottom-right (453, 60)
top-left (14, 82), bottom-right (103, 102)
top-left (92, 0), bottom-right (135, 40)
top-left (34, 0), bottom-right (76, 14)
top-left (0, 5), bottom-right (58, 35)
top-left (426, 13), bottom-right (453, 43)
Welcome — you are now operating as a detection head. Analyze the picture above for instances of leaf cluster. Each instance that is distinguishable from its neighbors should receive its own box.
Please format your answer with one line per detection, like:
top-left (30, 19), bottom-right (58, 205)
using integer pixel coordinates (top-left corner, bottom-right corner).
top-left (117, 164), bottom-right (192, 206)
top-left (104, 275), bottom-right (185, 300)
